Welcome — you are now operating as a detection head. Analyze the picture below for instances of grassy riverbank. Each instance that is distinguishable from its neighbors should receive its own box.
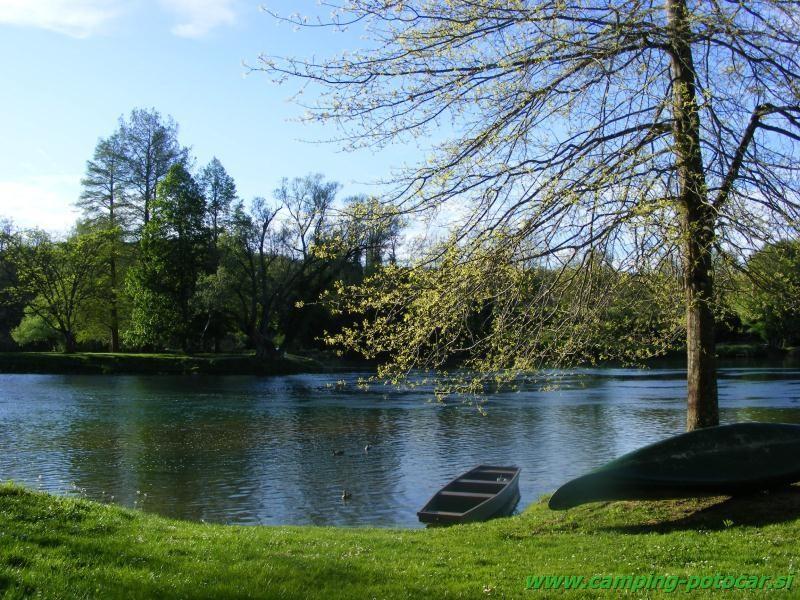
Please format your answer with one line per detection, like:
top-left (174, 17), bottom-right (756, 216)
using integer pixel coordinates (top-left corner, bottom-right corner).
top-left (1, 484), bottom-right (798, 598)
top-left (0, 351), bottom-right (324, 375)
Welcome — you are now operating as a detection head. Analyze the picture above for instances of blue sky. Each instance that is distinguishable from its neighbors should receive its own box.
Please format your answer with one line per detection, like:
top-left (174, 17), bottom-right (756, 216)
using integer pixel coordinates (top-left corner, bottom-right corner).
top-left (0, 0), bottom-right (412, 232)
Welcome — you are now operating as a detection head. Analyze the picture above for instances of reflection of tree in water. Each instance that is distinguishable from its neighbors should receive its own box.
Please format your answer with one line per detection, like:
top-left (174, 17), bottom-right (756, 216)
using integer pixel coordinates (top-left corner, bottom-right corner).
top-left (63, 376), bottom-right (265, 523)
top-left (63, 416), bottom-right (129, 504)
top-left (274, 405), bottom-right (404, 526)
top-left (60, 376), bottom-right (135, 505)
top-left (130, 415), bottom-right (263, 523)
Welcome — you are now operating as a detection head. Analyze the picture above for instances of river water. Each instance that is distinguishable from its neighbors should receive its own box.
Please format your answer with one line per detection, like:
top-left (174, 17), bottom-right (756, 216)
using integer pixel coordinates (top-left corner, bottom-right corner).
top-left (1, 363), bottom-right (799, 527)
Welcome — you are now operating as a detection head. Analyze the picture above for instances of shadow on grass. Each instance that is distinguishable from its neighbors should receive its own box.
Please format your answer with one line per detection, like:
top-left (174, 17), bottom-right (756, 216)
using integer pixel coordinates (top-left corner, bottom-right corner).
top-left (605, 486), bottom-right (800, 534)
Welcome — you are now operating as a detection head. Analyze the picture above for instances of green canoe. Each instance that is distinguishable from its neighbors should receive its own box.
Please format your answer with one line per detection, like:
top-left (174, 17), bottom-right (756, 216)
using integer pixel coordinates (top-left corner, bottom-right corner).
top-left (549, 422), bottom-right (800, 510)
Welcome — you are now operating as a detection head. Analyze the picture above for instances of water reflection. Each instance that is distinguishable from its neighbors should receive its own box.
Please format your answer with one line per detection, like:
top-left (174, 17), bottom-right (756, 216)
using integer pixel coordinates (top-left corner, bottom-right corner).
top-left (0, 363), bottom-right (799, 527)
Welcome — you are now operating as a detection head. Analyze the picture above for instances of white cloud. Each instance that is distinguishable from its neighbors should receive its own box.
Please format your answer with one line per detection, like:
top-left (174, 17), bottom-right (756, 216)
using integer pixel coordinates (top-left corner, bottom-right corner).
top-left (0, 0), bottom-right (237, 38)
top-left (0, 0), bottom-right (121, 38)
top-left (161, 0), bottom-right (236, 38)
top-left (0, 176), bottom-right (80, 234)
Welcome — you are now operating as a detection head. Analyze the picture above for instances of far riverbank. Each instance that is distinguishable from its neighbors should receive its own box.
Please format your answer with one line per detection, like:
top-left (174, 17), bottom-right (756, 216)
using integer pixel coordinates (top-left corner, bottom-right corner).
top-left (0, 343), bottom-right (796, 377)
top-left (0, 351), bottom-right (338, 376)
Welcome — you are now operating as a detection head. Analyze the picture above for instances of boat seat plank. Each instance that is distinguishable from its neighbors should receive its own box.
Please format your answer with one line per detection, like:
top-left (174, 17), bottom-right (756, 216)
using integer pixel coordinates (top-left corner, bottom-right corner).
top-left (439, 491), bottom-right (494, 498)
top-left (457, 478), bottom-right (506, 485)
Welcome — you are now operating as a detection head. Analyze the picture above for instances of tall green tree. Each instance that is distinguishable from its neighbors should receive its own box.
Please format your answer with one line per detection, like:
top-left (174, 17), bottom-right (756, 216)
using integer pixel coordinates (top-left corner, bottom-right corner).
top-left (734, 241), bottom-right (800, 349)
top-left (199, 157), bottom-right (237, 253)
top-left (77, 132), bottom-right (130, 229)
top-left (0, 220), bottom-right (26, 350)
top-left (77, 132), bottom-right (130, 351)
top-left (192, 267), bottom-right (237, 352)
top-left (263, 0), bottom-right (800, 429)
top-left (7, 230), bottom-right (111, 353)
top-left (120, 108), bottom-right (188, 229)
top-left (125, 164), bottom-right (209, 352)
top-left (195, 158), bottom-right (238, 351)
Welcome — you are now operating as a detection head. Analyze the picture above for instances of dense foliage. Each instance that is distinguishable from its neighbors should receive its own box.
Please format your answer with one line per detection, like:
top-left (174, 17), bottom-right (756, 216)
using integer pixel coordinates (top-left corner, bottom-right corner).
top-left (0, 109), bottom-right (401, 355)
top-left (0, 107), bottom-right (798, 359)
top-left (733, 241), bottom-right (800, 350)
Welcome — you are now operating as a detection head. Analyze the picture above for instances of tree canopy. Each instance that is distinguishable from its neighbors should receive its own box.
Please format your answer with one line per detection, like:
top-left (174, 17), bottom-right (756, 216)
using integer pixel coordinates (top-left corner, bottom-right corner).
top-left (735, 240), bottom-right (800, 349)
top-left (120, 108), bottom-right (189, 228)
top-left (6, 230), bottom-right (112, 353)
top-left (125, 164), bottom-right (210, 352)
top-left (261, 0), bottom-right (800, 429)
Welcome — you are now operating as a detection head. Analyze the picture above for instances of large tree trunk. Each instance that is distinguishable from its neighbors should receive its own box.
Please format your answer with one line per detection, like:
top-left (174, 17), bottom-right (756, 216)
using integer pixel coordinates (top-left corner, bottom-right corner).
top-left (254, 331), bottom-right (280, 360)
top-left (665, 0), bottom-right (719, 430)
top-left (683, 210), bottom-right (719, 430)
top-left (63, 330), bottom-right (77, 354)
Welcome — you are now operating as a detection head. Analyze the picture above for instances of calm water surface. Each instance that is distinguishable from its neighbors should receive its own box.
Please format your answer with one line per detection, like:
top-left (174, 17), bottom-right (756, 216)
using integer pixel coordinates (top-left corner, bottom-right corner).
top-left (1, 363), bottom-right (800, 527)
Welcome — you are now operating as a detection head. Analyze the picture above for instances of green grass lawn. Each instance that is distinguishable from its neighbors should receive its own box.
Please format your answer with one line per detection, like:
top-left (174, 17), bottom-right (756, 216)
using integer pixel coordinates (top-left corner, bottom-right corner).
top-left (1, 484), bottom-right (798, 598)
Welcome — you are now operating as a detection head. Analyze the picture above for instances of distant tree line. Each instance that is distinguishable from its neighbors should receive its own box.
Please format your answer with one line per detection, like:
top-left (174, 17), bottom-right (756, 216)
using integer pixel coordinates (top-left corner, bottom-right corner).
top-left (0, 108), bottom-right (798, 359)
top-left (0, 108), bottom-right (404, 356)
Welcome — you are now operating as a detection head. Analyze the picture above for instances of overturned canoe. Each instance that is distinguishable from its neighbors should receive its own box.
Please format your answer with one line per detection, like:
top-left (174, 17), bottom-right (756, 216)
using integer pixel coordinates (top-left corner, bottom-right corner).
top-left (549, 422), bottom-right (800, 510)
top-left (418, 465), bottom-right (520, 525)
